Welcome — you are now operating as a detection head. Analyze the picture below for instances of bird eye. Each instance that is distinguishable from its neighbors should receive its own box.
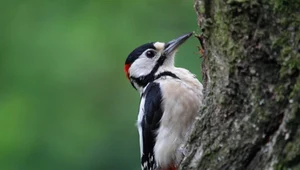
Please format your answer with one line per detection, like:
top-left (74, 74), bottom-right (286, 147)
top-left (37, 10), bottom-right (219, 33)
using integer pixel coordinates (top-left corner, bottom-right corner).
top-left (145, 50), bottom-right (156, 58)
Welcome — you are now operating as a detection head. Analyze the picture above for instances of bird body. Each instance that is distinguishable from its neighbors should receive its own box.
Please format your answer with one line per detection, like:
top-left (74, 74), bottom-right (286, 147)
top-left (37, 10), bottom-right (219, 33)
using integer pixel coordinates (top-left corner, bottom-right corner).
top-left (124, 33), bottom-right (203, 170)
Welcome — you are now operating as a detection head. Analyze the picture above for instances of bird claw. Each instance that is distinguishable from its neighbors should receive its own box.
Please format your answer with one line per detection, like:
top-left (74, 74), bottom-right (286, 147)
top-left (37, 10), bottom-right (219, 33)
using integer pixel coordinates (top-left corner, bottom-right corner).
top-left (194, 33), bottom-right (206, 58)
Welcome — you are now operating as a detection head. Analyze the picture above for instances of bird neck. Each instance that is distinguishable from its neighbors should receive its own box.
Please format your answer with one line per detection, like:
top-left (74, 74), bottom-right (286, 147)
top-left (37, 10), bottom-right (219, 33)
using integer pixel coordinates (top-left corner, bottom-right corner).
top-left (135, 70), bottom-right (180, 96)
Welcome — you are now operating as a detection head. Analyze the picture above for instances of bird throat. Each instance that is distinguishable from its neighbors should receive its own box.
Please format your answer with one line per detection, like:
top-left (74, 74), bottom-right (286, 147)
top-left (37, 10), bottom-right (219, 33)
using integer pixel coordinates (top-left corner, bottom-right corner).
top-left (129, 55), bottom-right (180, 89)
top-left (130, 55), bottom-right (167, 88)
top-left (131, 71), bottom-right (179, 90)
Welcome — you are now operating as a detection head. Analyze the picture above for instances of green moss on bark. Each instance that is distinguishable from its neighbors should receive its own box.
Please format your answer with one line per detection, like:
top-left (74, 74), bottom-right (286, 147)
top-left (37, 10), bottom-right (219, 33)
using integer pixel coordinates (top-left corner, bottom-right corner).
top-left (181, 0), bottom-right (300, 169)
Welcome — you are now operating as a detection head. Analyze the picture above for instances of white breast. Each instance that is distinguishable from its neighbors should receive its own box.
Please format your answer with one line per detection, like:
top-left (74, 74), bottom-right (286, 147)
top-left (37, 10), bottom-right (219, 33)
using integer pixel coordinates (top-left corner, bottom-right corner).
top-left (153, 70), bottom-right (203, 168)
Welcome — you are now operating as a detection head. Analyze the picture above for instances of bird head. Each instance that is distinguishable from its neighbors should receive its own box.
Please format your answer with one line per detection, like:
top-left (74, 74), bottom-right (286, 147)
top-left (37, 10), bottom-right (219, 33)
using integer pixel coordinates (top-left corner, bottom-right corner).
top-left (124, 32), bottom-right (193, 90)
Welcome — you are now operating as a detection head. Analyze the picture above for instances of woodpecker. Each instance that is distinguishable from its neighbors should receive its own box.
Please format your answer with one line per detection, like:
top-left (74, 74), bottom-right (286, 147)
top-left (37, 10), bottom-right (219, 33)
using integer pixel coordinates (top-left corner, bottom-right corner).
top-left (124, 33), bottom-right (203, 170)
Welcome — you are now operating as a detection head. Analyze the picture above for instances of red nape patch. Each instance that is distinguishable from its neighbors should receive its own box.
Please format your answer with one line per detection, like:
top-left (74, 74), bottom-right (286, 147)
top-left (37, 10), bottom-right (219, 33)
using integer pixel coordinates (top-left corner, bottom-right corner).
top-left (124, 64), bottom-right (131, 80)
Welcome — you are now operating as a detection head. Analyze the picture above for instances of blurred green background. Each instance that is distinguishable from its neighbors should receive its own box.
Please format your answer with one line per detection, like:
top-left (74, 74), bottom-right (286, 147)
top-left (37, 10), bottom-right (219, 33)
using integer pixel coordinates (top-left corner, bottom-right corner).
top-left (0, 0), bottom-right (201, 170)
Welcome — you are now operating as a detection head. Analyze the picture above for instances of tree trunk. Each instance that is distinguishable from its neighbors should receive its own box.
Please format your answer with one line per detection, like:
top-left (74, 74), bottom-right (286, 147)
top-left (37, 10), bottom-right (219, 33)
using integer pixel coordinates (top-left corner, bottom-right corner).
top-left (180, 0), bottom-right (300, 169)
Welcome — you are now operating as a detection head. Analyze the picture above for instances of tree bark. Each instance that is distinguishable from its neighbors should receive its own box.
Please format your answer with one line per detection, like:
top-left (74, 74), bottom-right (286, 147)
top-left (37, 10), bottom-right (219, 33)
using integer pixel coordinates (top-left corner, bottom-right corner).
top-left (180, 0), bottom-right (300, 169)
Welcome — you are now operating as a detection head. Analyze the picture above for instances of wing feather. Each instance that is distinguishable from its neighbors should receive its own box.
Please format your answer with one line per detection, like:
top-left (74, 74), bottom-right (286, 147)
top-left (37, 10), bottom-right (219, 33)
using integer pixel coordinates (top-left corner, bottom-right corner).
top-left (140, 82), bottom-right (163, 170)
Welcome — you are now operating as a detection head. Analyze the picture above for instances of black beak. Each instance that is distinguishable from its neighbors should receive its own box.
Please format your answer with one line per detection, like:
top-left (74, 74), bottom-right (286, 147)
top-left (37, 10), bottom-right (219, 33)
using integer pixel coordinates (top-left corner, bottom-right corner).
top-left (163, 32), bottom-right (193, 56)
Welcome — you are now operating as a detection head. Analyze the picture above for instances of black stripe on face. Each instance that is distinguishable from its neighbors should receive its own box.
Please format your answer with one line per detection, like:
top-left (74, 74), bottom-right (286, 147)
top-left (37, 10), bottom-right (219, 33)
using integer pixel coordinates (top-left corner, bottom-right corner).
top-left (155, 71), bottom-right (180, 80)
top-left (130, 54), bottom-right (167, 88)
top-left (132, 70), bottom-right (180, 89)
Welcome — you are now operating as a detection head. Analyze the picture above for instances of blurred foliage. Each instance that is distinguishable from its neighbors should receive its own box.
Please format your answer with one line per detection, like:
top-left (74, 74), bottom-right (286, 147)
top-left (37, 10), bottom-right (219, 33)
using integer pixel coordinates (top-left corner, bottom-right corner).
top-left (0, 0), bottom-right (201, 170)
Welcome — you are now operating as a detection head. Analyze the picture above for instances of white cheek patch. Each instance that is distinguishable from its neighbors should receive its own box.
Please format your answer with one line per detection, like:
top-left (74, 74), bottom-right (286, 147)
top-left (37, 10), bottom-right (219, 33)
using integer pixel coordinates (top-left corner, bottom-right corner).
top-left (154, 42), bottom-right (165, 51)
top-left (129, 57), bottom-right (156, 78)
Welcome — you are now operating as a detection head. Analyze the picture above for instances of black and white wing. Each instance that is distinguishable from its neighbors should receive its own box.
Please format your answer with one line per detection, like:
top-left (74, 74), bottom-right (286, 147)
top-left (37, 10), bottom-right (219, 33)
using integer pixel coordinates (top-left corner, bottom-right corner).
top-left (138, 82), bottom-right (163, 170)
